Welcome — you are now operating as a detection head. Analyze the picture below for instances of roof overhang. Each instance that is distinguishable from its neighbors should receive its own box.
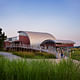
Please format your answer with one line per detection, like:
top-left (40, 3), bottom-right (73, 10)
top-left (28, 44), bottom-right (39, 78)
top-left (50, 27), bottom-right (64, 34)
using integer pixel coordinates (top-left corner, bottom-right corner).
top-left (54, 40), bottom-right (75, 44)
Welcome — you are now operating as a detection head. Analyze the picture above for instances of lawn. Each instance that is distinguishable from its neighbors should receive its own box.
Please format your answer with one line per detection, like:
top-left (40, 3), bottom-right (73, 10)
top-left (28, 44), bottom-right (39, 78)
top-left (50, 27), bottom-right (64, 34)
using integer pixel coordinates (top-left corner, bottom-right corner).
top-left (0, 58), bottom-right (80, 80)
top-left (71, 49), bottom-right (80, 61)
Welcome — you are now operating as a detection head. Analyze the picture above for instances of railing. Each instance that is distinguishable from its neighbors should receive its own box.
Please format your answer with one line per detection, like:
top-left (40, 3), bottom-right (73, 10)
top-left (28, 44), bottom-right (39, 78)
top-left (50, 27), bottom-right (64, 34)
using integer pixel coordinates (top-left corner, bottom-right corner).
top-left (5, 44), bottom-right (56, 55)
top-left (6, 44), bottom-right (30, 48)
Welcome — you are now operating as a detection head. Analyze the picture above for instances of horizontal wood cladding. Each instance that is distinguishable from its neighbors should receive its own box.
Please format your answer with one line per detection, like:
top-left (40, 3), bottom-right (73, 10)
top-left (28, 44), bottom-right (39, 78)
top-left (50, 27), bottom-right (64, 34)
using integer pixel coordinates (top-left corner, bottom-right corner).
top-left (19, 36), bottom-right (30, 45)
top-left (56, 44), bottom-right (74, 47)
top-left (41, 43), bottom-right (74, 47)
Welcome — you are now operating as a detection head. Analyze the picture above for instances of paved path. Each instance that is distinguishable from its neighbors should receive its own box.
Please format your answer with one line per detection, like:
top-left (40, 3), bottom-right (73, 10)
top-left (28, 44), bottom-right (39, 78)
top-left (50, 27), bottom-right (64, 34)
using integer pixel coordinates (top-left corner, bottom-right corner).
top-left (0, 52), bottom-right (21, 60)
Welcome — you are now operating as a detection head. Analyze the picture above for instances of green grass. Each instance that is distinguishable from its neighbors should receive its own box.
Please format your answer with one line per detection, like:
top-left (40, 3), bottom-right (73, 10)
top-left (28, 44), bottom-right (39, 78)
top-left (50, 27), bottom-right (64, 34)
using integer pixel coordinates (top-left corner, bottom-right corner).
top-left (0, 58), bottom-right (80, 80)
top-left (0, 55), bottom-right (3, 57)
top-left (11, 51), bottom-right (56, 59)
top-left (71, 50), bottom-right (80, 61)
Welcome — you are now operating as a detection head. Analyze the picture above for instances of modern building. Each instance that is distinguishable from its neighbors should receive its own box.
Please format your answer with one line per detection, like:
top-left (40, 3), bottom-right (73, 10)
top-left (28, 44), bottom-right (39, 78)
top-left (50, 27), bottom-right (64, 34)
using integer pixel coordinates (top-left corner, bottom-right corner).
top-left (4, 31), bottom-right (75, 58)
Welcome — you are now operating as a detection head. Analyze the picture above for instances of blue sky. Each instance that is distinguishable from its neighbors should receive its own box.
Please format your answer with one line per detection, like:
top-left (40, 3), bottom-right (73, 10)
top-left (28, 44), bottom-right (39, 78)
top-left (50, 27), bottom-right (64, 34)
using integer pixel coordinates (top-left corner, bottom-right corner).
top-left (0, 0), bottom-right (80, 45)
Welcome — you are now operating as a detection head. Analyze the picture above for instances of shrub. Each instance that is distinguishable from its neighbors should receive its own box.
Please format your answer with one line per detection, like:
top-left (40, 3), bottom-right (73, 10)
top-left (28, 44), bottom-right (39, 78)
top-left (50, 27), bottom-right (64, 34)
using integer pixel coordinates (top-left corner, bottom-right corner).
top-left (42, 52), bottom-right (56, 58)
top-left (71, 50), bottom-right (80, 61)
top-left (12, 51), bottom-right (56, 59)
top-left (13, 51), bottom-right (35, 58)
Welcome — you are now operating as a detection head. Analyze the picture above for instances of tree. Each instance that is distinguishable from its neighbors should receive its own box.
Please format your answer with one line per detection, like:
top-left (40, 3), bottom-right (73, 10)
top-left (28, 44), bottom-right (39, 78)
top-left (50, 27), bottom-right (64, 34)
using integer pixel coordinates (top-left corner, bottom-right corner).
top-left (0, 28), bottom-right (7, 50)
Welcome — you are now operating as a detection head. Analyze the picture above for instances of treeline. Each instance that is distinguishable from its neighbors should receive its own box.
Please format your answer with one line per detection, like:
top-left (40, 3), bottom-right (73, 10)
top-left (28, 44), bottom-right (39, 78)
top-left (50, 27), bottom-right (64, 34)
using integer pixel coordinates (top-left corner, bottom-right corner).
top-left (0, 28), bottom-right (7, 50)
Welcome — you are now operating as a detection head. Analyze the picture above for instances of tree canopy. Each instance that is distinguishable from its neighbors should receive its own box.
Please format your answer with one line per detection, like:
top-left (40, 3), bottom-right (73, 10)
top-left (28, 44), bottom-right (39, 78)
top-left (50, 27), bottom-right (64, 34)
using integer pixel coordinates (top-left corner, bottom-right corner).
top-left (0, 28), bottom-right (7, 50)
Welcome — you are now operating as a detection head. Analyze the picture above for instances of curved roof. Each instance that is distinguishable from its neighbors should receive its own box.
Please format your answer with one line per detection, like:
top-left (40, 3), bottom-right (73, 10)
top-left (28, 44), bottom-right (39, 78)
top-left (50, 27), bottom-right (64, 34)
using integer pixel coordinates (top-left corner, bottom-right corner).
top-left (41, 39), bottom-right (75, 45)
top-left (41, 39), bottom-right (55, 45)
top-left (54, 40), bottom-right (75, 44)
top-left (18, 31), bottom-right (56, 47)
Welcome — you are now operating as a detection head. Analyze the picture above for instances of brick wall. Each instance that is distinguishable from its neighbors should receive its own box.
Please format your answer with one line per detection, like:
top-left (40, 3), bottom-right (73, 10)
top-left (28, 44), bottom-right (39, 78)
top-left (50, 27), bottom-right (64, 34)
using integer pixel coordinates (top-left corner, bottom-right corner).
top-left (19, 36), bottom-right (30, 45)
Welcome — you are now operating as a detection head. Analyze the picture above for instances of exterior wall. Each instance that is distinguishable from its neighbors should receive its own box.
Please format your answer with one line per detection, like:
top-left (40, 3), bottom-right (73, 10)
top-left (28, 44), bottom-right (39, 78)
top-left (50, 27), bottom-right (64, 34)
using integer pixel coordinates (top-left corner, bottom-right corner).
top-left (6, 37), bottom-right (19, 42)
top-left (4, 35), bottom-right (30, 48)
top-left (19, 36), bottom-right (30, 45)
top-left (4, 41), bottom-right (11, 48)
top-left (56, 44), bottom-right (74, 47)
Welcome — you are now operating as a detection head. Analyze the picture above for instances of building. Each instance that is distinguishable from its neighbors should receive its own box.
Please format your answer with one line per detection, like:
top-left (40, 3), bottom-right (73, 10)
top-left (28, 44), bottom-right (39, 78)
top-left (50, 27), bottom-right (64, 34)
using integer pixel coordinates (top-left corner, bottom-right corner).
top-left (4, 31), bottom-right (75, 58)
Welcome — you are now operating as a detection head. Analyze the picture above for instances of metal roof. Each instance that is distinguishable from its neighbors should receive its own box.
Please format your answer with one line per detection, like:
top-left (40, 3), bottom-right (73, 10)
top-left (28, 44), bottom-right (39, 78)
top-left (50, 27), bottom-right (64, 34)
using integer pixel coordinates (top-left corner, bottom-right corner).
top-left (18, 31), bottom-right (56, 47)
top-left (54, 40), bottom-right (75, 44)
top-left (40, 39), bottom-right (75, 45)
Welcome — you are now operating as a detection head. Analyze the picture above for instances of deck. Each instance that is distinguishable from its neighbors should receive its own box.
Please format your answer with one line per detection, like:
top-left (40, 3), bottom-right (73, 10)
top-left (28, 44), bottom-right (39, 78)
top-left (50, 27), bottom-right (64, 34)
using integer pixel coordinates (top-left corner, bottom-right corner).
top-left (5, 44), bottom-right (56, 55)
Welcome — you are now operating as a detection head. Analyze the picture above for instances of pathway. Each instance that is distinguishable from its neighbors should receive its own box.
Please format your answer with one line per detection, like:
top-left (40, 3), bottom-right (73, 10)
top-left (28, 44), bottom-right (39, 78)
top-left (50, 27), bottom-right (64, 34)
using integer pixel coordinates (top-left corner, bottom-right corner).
top-left (0, 52), bottom-right (21, 60)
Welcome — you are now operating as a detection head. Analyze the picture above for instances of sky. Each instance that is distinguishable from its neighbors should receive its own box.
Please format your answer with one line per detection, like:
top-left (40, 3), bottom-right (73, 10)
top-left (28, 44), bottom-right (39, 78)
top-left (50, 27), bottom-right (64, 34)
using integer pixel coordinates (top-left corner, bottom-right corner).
top-left (0, 0), bottom-right (80, 46)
